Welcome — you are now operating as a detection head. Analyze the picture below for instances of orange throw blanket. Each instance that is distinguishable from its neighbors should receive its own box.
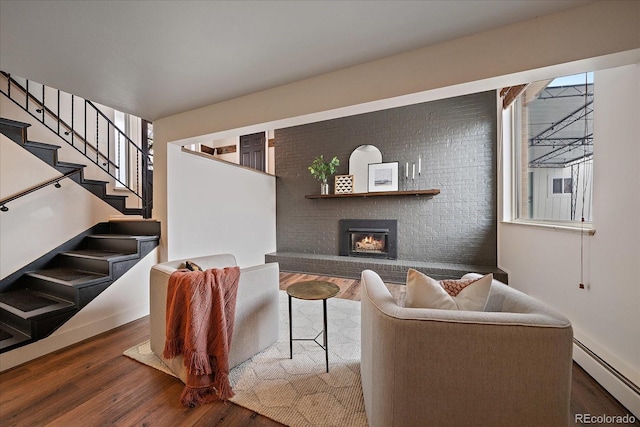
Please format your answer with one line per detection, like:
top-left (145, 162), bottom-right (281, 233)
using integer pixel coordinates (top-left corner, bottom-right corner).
top-left (163, 267), bottom-right (240, 407)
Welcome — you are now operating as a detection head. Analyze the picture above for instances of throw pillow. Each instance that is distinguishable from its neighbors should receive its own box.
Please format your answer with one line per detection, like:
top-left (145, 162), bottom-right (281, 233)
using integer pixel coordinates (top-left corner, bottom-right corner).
top-left (405, 269), bottom-right (457, 310)
top-left (405, 269), bottom-right (493, 311)
top-left (185, 260), bottom-right (203, 271)
top-left (448, 273), bottom-right (493, 311)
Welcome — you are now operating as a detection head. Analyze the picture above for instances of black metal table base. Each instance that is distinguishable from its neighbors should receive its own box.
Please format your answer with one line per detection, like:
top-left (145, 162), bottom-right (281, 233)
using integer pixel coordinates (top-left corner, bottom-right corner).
top-left (288, 295), bottom-right (330, 372)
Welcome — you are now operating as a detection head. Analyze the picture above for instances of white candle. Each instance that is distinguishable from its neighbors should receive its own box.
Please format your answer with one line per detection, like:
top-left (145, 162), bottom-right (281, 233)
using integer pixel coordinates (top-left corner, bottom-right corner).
top-left (405, 162), bottom-right (409, 178)
top-left (418, 156), bottom-right (421, 174)
top-left (412, 163), bottom-right (415, 180)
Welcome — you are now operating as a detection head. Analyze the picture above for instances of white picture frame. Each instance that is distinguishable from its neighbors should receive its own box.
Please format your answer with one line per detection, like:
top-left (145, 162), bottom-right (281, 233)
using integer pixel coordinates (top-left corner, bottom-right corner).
top-left (368, 162), bottom-right (399, 192)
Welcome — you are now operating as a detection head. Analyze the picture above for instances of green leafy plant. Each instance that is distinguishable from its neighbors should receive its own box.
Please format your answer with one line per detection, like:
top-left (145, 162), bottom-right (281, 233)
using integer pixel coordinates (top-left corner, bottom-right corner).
top-left (308, 155), bottom-right (340, 182)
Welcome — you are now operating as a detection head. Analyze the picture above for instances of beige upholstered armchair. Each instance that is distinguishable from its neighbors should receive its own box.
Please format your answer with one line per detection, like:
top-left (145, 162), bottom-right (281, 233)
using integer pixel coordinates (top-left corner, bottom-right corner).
top-left (360, 269), bottom-right (573, 427)
top-left (149, 254), bottom-right (280, 383)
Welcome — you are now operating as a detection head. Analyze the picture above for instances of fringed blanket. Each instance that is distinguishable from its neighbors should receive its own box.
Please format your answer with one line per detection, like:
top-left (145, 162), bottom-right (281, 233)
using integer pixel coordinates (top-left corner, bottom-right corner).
top-left (163, 267), bottom-right (240, 407)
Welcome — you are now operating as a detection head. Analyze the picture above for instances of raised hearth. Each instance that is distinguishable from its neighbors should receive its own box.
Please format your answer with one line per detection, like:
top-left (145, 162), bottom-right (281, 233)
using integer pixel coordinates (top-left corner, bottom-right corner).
top-left (265, 252), bottom-right (508, 284)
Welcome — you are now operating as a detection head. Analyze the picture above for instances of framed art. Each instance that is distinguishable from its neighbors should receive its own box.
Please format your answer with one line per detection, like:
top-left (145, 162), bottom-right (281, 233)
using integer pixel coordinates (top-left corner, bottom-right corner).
top-left (368, 162), bottom-right (398, 192)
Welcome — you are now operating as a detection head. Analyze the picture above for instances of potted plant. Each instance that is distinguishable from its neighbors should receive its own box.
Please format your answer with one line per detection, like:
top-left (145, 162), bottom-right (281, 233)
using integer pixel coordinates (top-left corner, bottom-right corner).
top-left (308, 155), bottom-right (340, 195)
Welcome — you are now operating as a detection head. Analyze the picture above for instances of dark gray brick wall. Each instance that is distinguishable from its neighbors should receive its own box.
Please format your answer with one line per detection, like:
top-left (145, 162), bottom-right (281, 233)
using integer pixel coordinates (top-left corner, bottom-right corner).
top-left (274, 91), bottom-right (498, 266)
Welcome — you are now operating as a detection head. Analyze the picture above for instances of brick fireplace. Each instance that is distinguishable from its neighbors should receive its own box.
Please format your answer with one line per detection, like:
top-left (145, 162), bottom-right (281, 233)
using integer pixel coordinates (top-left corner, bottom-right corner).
top-left (267, 90), bottom-right (507, 283)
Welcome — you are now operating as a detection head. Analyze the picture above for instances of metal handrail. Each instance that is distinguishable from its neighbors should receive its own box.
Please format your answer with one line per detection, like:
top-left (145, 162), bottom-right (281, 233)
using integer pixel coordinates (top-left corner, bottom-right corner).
top-left (28, 89), bottom-right (118, 170)
top-left (2, 71), bottom-right (118, 169)
top-left (87, 99), bottom-right (143, 157)
top-left (0, 169), bottom-right (82, 212)
top-left (0, 71), bottom-right (145, 201)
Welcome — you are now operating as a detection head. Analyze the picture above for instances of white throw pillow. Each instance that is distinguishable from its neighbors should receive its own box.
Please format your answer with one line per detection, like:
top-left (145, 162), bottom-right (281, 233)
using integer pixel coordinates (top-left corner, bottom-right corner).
top-left (405, 269), bottom-right (493, 311)
top-left (447, 273), bottom-right (493, 311)
top-left (405, 269), bottom-right (457, 309)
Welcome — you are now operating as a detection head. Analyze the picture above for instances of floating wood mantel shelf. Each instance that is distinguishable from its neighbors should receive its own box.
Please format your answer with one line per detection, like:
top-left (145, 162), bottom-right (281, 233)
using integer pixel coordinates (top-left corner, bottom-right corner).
top-left (305, 189), bottom-right (440, 199)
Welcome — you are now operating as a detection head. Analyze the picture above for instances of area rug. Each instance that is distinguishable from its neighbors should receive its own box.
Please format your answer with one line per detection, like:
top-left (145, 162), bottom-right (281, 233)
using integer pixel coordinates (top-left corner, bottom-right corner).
top-left (124, 291), bottom-right (366, 427)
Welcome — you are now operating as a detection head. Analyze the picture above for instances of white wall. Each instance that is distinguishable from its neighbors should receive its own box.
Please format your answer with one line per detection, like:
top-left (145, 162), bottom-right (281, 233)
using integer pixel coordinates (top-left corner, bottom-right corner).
top-left (167, 144), bottom-right (276, 268)
top-left (499, 63), bottom-right (640, 416)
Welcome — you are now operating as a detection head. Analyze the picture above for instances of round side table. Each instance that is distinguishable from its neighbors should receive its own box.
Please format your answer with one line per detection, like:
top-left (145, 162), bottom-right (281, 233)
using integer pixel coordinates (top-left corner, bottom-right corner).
top-left (286, 280), bottom-right (340, 372)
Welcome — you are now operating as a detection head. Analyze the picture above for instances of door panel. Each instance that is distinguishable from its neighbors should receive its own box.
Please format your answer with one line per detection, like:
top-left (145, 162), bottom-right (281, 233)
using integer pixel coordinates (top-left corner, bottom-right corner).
top-left (240, 132), bottom-right (265, 172)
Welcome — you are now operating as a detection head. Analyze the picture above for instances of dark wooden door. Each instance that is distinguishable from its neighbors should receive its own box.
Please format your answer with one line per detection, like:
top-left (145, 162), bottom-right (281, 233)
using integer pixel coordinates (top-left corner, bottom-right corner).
top-left (240, 132), bottom-right (266, 172)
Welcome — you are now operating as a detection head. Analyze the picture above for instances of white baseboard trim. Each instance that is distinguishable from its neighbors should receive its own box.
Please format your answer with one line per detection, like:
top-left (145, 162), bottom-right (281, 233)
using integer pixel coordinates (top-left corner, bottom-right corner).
top-left (0, 303), bottom-right (148, 372)
top-left (573, 341), bottom-right (640, 418)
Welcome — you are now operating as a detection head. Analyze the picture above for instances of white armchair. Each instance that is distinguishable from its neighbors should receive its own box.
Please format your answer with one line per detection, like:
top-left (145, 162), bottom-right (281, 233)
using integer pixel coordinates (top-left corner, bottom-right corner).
top-left (149, 254), bottom-right (279, 383)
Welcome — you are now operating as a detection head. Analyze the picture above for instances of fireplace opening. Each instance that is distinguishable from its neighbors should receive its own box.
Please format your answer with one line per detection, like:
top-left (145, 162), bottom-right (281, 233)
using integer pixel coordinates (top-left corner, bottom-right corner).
top-left (340, 219), bottom-right (397, 259)
top-left (351, 230), bottom-right (387, 254)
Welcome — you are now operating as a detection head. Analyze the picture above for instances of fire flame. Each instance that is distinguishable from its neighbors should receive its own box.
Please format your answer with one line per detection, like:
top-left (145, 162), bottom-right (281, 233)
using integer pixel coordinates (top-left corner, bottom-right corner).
top-left (355, 235), bottom-right (385, 251)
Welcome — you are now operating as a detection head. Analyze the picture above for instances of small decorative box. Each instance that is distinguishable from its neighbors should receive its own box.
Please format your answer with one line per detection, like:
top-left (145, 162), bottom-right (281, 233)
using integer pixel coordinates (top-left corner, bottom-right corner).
top-left (335, 175), bottom-right (354, 194)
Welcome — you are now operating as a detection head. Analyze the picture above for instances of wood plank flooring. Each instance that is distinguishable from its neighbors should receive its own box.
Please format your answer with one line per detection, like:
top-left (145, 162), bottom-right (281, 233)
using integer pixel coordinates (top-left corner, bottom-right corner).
top-left (279, 272), bottom-right (407, 305)
top-left (0, 272), bottom-right (636, 426)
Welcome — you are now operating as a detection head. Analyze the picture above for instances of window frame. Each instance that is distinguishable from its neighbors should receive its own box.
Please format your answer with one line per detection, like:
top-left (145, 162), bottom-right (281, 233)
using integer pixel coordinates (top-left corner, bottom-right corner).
top-left (503, 74), bottom-right (595, 234)
top-left (549, 176), bottom-right (572, 197)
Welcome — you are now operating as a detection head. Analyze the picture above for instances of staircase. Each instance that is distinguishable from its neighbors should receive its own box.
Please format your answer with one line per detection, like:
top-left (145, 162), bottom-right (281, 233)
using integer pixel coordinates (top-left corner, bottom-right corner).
top-left (0, 117), bottom-right (160, 352)
top-left (0, 73), bottom-right (160, 354)
top-left (0, 219), bottom-right (160, 353)
top-left (1, 71), bottom-right (153, 218)
top-left (0, 118), bottom-right (142, 215)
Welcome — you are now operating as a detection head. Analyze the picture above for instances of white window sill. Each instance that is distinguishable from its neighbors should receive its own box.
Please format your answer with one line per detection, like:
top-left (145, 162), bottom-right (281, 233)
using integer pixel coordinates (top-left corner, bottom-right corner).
top-left (501, 219), bottom-right (595, 235)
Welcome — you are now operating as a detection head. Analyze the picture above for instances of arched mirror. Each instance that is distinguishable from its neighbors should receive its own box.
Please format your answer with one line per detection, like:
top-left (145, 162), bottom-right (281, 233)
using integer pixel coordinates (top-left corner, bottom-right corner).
top-left (349, 145), bottom-right (382, 193)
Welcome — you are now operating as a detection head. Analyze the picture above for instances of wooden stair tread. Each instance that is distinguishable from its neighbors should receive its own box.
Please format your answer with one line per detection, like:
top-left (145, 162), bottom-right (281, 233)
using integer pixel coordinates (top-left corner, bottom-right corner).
top-left (61, 249), bottom-right (137, 261)
top-left (90, 234), bottom-right (159, 241)
top-left (0, 117), bottom-right (31, 128)
top-left (0, 289), bottom-right (74, 319)
top-left (82, 178), bottom-right (110, 185)
top-left (27, 268), bottom-right (109, 287)
top-left (23, 140), bottom-right (61, 150)
top-left (0, 322), bottom-right (32, 352)
top-left (55, 160), bottom-right (86, 169)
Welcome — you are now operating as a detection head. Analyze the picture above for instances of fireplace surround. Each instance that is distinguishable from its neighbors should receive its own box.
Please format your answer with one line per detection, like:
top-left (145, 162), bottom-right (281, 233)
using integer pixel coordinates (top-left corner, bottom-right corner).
top-left (268, 90), bottom-right (504, 282)
top-left (340, 219), bottom-right (397, 260)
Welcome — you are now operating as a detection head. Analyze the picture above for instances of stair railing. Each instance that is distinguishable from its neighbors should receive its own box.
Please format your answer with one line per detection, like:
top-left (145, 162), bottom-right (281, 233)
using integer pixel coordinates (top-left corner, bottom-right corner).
top-left (0, 168), bottom-right (83, 212)
top-left (0, 71), bottom-right (151, 214)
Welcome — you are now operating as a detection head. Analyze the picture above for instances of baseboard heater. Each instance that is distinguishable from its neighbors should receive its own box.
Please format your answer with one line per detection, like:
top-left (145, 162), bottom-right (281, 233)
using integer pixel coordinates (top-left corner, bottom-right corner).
top-left (573, 338), bottom-right (640, 396)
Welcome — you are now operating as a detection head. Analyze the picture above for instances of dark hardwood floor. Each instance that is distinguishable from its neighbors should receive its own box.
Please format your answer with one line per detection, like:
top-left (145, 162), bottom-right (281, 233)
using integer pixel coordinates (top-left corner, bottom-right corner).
top-left (0, 272), bottom-right (636, 426)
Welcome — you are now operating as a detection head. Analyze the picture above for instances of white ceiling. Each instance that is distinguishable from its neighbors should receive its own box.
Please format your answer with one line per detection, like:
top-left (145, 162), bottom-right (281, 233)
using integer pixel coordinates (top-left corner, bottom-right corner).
top-left (0, 0), bottom-right (593, 121)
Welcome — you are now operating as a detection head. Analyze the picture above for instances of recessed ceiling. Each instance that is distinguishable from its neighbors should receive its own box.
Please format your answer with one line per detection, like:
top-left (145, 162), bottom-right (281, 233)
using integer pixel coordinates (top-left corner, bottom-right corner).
top-left (0, 0), bottom-right (593, 121)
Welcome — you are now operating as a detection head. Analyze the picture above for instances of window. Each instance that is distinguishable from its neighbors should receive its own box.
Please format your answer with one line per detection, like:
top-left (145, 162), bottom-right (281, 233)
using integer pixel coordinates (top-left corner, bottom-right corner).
top-left (550, 177), bottom-right (572, 196)
top-left (114, 110), bottom-right (128, 188)
top-left (507, 72), bottom-right (593, 224)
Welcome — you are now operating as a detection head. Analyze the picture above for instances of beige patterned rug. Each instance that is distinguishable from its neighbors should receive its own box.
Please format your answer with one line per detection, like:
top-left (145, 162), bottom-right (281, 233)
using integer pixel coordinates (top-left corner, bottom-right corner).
top-left (124, 292), bottom-right (366, 427)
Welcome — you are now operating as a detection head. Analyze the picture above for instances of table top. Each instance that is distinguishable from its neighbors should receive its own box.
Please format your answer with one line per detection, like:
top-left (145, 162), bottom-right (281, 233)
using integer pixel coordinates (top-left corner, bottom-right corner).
top-left (286, 280), bottom-right (340, 300)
